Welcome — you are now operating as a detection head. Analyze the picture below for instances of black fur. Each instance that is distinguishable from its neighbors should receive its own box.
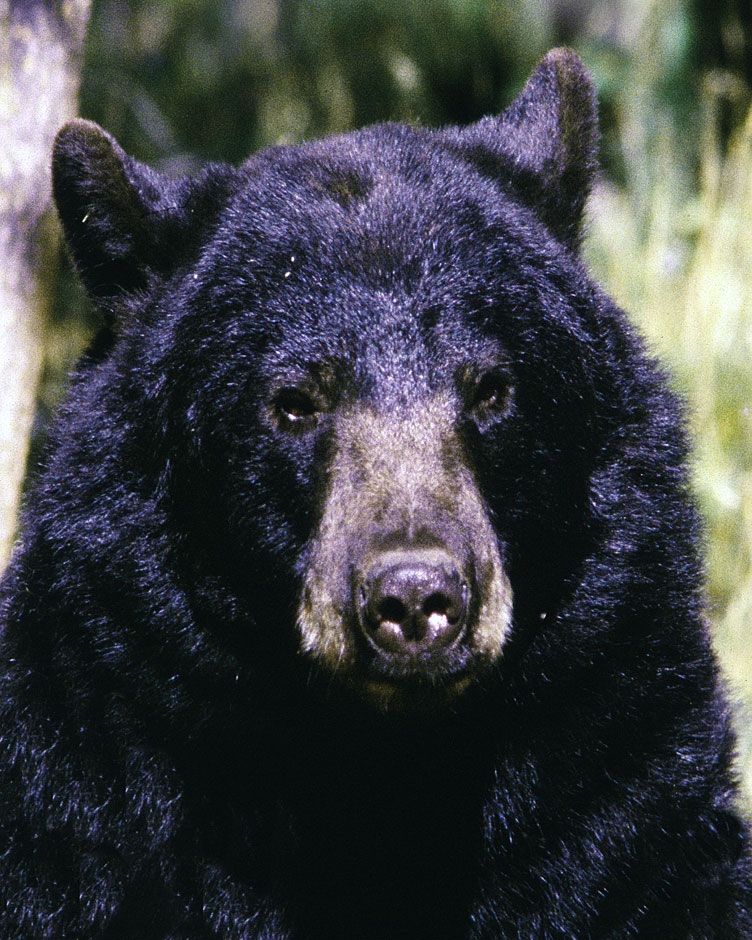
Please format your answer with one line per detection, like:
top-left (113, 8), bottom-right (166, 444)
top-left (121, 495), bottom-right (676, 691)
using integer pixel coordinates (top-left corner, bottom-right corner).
top-left (2, 49), bottom-right (751, 939)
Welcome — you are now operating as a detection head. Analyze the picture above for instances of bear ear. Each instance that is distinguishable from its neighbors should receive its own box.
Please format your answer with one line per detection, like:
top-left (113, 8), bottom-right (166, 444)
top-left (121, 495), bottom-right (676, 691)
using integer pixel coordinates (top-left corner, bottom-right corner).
top-left (52, 119), bottom-right (234, 306)
top-left (447, 48), bottom-right (599, 249)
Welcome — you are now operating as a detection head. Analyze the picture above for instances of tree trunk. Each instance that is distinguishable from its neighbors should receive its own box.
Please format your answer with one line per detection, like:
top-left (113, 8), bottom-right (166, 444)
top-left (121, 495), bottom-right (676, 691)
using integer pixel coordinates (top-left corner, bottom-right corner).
top-left (0, 0), bottom-right (91, 571)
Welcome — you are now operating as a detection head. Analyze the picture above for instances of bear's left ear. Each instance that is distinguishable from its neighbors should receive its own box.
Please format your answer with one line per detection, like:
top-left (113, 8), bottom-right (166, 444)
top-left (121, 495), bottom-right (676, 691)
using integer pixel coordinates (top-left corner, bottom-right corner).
top-left (52, 120), bottom-right (235, 308)
top-left (446, 48), bottom-right (599, 250)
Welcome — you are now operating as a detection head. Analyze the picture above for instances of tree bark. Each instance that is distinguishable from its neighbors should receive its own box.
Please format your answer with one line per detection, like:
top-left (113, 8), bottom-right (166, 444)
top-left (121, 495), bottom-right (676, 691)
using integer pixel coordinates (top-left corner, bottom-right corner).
top-left (0, 0), bottom-right (91, 571)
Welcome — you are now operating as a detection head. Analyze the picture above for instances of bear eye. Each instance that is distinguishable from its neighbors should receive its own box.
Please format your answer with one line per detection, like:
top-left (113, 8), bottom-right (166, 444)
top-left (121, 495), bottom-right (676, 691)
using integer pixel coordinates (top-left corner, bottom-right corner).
top-left (469, 370), bottom-right (513, 430)
top-left (274, 386), bottom-right (321, 431)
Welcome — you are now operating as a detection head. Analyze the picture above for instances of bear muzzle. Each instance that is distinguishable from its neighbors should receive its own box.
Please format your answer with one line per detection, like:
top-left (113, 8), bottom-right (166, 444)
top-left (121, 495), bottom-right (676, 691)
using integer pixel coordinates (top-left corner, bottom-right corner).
top-left (296, 399), bottom-right (513, 703)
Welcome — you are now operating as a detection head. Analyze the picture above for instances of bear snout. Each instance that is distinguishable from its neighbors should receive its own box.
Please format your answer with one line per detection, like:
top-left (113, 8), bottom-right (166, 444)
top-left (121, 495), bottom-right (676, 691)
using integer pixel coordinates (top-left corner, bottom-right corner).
top-left (356, 548), bottom-right (470, 656)
top-left (296, 399), bottom-right (513, 694)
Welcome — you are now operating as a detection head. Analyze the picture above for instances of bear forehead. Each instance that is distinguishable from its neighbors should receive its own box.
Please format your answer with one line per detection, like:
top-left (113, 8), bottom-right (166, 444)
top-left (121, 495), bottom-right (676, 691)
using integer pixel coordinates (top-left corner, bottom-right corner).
top-left (208, 138), bottom-right (546, 345)
top-left (180, 125), bottom-right (580, 395)
top-left (227, 124), bottom-right (528, 264)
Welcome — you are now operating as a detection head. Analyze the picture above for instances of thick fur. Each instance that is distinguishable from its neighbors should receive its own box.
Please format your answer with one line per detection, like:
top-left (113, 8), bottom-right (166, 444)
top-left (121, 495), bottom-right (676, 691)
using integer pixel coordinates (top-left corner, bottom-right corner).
top-left (1, 49), bottom-right (751, 939)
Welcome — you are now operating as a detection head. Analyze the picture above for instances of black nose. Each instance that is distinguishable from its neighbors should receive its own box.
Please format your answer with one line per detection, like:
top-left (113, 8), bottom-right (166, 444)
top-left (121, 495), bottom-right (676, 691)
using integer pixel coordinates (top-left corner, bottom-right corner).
top-left (358, 550), bottom-right (469, 654)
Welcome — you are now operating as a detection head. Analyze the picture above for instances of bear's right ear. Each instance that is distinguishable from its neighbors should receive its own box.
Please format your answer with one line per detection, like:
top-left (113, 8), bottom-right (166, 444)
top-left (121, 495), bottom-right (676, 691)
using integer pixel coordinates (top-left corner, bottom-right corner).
top-left (444, 48), bottom-right (599, 250)
top-left (52, 120), bottom-right (235, 305)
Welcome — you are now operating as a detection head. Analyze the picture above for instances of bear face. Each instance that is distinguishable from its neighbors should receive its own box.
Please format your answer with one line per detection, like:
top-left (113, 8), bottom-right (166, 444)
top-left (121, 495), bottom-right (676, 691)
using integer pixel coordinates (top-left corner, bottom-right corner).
top-left (49, 50), bottom-right (602, 714)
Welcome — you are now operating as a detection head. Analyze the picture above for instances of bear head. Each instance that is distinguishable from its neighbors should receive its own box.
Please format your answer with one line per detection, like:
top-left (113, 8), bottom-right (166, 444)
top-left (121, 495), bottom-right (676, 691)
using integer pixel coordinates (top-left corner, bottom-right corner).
top-left (51, 49), bottom-right (603, 712)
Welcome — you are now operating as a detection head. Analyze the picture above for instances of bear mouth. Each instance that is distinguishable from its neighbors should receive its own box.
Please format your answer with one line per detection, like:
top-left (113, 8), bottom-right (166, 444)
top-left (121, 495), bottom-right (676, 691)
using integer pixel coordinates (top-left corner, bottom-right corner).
top-left (338, 624), bottom-right (494, 712)
top-left (357, 659), bottom-right (480, 712)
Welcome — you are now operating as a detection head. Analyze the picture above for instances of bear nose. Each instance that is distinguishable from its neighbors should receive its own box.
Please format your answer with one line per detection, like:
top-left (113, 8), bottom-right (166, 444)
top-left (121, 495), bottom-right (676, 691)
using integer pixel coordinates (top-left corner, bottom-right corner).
top-left (358, 550), bottom-right (469, 654)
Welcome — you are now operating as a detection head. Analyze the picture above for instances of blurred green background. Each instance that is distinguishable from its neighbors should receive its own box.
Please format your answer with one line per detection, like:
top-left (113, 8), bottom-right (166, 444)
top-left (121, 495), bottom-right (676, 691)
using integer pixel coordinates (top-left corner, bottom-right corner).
top-left (44, 0), bottom-right (752, 802)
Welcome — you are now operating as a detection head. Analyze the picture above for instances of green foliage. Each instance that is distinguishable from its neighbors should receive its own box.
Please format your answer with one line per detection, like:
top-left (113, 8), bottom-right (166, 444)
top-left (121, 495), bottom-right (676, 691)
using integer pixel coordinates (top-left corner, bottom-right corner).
top-left (80, 0), bottom-right (556, 170)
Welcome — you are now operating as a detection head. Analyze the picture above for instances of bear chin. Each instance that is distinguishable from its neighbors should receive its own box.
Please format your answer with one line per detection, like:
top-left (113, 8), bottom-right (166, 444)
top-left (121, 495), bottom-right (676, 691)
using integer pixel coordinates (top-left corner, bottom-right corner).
top-left (361, 674), bottom-right (477, 713)
top-left (307, 636), bottom-right (497, 714)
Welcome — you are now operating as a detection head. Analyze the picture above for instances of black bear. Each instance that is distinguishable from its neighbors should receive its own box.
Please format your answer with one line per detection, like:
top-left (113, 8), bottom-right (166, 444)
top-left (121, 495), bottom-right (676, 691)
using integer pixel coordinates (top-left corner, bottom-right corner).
top-left (1, 48), bottom-right (751, 939)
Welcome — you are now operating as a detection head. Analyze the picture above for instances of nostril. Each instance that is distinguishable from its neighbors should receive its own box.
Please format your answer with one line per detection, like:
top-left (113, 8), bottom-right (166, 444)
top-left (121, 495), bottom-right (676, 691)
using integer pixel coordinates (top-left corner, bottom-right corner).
top-left (422, 591), bottom-right (462, 622)
top-left (421, 592), bottom-right (460, 642)
top-left (377, 596), bottom-right (408, 628)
